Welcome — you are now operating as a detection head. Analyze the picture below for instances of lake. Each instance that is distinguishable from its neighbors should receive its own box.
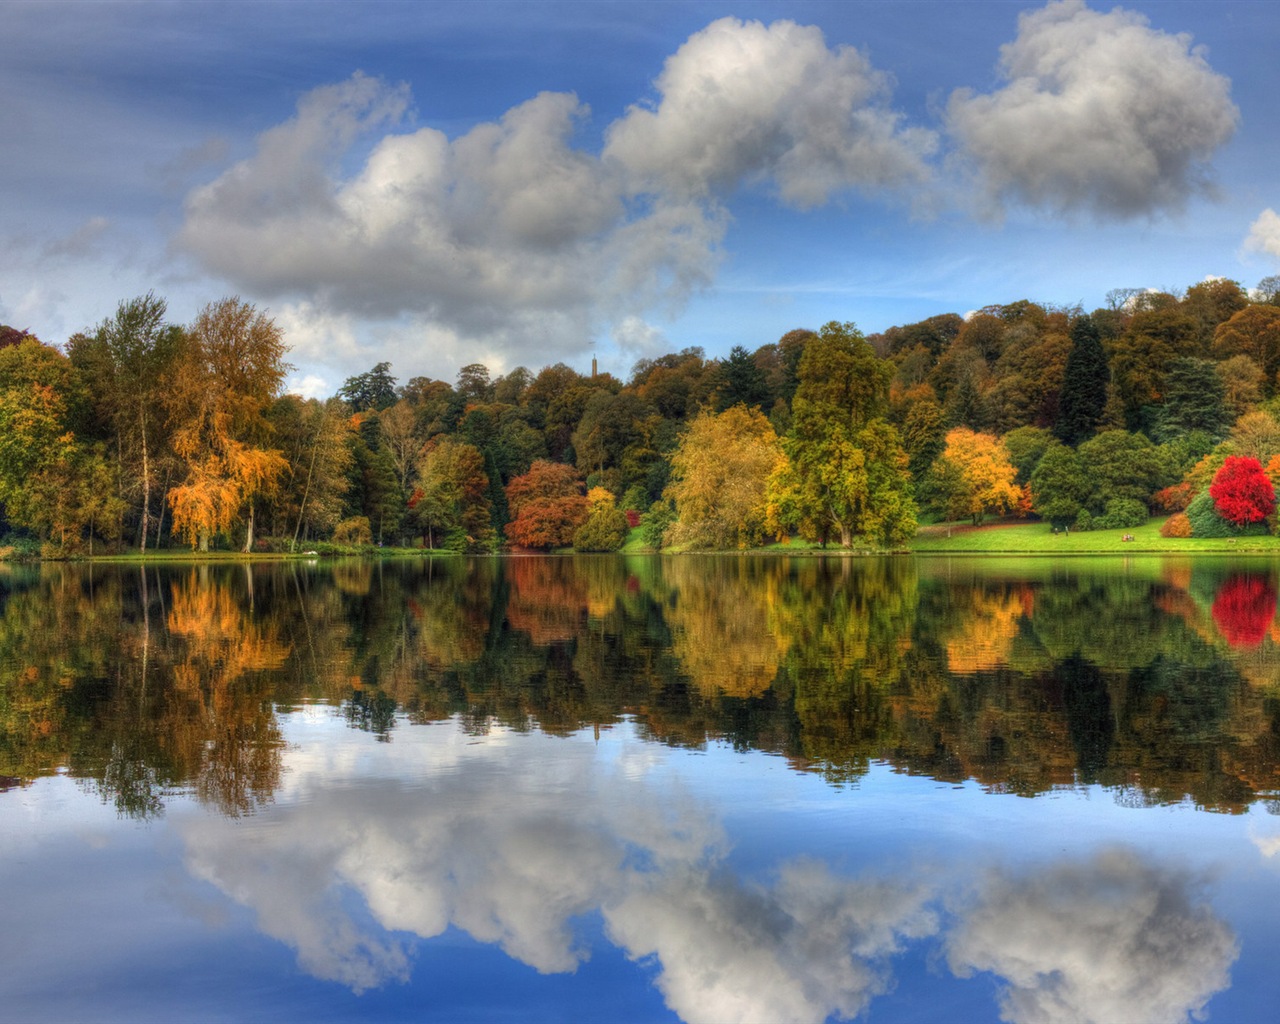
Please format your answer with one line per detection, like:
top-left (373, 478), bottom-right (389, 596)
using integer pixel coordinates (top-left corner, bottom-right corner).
top-left (2, 554), bottom-right (1279, 1022)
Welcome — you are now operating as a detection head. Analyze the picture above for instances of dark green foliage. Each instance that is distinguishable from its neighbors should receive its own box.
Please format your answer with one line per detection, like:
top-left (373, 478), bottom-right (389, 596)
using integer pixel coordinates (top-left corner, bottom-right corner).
top-left (1002, 426), bottom-right (1056, 485)
top-left (1077, 430), bottom-right (1163, 513)
top-left (1095, 498), bottom-right (1148, 530)
top-left (338, 362), bottom-right (398, 412)
top-left (1155, 357), bottom-right (1231, 442)
top-left (1185, 490), bottom-right (1261, 538)
top-left (1030, 444), bottom-right (1088, 527)
top-left (716, 345), bottom-right (771, 411)
top-left (641, 498), bottom-right (675, 549)
top-left (1055, 315), bottom-right (1110, 446)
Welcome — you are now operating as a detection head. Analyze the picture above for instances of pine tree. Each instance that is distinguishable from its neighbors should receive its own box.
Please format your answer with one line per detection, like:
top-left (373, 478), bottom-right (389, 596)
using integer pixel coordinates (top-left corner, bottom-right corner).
top-left (1055, 315), bottom-right (1110, 446)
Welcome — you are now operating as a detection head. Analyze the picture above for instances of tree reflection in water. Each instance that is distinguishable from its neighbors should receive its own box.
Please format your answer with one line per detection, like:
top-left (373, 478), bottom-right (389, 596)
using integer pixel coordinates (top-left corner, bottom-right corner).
top-left (3, 555), bottom-right (1280, 814)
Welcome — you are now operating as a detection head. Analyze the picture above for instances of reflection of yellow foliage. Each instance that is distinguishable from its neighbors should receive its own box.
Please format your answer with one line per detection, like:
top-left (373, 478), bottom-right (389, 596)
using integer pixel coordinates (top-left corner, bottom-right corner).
top-left (332, 560), bottom-right (373, 597)
top-left (663, 560), bottom-right (789, 698)
top-left (945, 587), bottom-right (1031, 675)
top-left (167, 573), bottom-right (291, 681)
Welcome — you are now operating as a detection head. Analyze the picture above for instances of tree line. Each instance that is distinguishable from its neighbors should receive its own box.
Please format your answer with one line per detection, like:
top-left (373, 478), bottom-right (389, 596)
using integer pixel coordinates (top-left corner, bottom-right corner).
top-left (3, 274), bottom-right (1280, 554)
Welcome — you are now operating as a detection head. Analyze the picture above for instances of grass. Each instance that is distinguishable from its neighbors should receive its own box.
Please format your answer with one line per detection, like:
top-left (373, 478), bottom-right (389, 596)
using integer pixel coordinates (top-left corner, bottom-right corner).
top-left (910, 516), bottom-right (1280, 554)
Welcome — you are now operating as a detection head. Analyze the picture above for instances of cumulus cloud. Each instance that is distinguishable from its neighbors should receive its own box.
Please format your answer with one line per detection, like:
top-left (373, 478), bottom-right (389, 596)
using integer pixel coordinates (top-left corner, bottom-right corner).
top-left (946, 848), bottom-right (1237, 1024)
top-left (946, 0), bottom-right (1238, 218)
top-left (603, 17), bottom-right (935, 207)
top-left (176, 18), bottom-right (934, 375)
top-left (1245, 209), bottom-right (1280, 262)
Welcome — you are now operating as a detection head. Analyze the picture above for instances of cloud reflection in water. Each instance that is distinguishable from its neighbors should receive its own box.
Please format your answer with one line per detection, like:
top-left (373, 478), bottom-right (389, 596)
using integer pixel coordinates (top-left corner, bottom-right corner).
top-left (178, 720), bottom-right (1236, 1024)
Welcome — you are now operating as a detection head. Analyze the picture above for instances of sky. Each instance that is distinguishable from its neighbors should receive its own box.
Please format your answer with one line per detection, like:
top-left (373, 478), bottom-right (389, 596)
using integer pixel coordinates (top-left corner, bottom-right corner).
top-left (2, 0), bottom-right (1278, 397)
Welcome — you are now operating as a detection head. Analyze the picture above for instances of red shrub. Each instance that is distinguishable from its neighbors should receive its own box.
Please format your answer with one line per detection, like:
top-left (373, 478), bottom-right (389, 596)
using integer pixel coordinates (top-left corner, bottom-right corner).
top-left (1209, 456), bottom-right (1276, 526)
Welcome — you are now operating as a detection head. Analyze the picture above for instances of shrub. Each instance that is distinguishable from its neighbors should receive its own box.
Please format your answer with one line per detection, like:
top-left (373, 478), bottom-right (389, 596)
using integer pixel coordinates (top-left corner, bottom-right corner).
top-left (332, 516), bottom-right (373, 546)
top-left (1160, 513), bottom-right (1193, 538)
top-left (1096, 498), bottom-right (1148, 530)
top-left (573, 506), bottom-right (629, 552)
top-left (1073, 509), bottom-right (1095, 532)
top-left (1152, 481), bottom-right (1196, 513)
top-left (641, 499), bottom-right (675, 549)
top-left (1186, 491), bottom-right (1243, 538)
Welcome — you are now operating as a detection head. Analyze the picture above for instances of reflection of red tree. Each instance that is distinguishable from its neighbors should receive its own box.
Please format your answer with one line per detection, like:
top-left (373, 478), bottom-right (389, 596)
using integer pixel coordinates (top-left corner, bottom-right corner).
top-left (1212, 574), bottom-right (1277, 648)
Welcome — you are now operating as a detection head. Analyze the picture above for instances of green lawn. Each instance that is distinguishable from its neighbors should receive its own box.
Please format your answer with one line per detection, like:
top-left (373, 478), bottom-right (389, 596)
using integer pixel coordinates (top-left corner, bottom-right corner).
top-left (910, 516), bottom-right (1280, 554)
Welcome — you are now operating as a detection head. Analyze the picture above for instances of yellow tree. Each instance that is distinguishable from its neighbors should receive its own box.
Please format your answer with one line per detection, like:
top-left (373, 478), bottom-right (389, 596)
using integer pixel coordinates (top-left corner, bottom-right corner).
top-left (665, 404), bottom-right (782, 549)
top-left (166, 298), bottom-right (290, 551)
top-left (929, 427), bottom-right (1021, 525)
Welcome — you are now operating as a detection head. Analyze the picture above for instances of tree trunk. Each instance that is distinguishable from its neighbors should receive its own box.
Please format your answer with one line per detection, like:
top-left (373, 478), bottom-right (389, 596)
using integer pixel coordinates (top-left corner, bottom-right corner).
top-left (138, 406), bottom-right (150, 553)
top-left (243, 504), bottom-right (255, 553)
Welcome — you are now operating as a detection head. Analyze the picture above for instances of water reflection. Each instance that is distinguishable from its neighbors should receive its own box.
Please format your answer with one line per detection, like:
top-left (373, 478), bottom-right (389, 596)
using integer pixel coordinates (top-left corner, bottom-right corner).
top-left (1, 555), bottom-right (1271, 1022)
top-left (946, 851), bottom-right (1237, 1024)
top-left (4, 556), bottom-right (1280, 815)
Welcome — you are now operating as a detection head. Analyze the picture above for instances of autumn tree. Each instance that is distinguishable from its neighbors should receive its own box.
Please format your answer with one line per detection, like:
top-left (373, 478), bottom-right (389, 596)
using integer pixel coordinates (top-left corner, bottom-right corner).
top-left (767, 321), bottom-right (916, 548)
top-left (1212, 305), bottom-right (1280, 392)
top-left (664, 404), bottom-right (781, 549)
top-left (0, 338), bottom-right (94, 543)
top-left (409, 436), bottom-right (493, 551)
top-left (1209, 456), bottom-right (1276, 527)
top-left (573, 486), bottom-right (629, 552)
top-left (927, 428), bottom-right (1022, 525)
top-left (505, 460), bottom-right (588, 549)
top-left (69, 293), bottom-right (182, 551)
top-left (165, 298), bottom-right (290, 551)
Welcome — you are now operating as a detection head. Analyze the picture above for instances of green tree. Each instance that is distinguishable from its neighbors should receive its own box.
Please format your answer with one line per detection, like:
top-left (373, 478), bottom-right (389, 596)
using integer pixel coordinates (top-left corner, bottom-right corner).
top-left (715, 345), bottom-right (771, 411)
top-left (1030, 443), bottom-right (1089, 527)
top-left (1155, 357), bottom-right (1230, 442)
top-left (411, 437), bottom-right (494, 551)
top-left (338, 361), bottom-right (398, 412)
top-left (1077, 430), bottom-right (1164, 514)
top-left (1055, 315), bottom-right (1110, 445)
top-left (767, 321), bottom-right (915, 547)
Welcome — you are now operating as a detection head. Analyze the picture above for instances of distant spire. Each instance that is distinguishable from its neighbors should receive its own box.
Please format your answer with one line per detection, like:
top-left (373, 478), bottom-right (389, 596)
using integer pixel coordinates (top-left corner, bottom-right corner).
top-left (591, 356), bottom-right (597, 379)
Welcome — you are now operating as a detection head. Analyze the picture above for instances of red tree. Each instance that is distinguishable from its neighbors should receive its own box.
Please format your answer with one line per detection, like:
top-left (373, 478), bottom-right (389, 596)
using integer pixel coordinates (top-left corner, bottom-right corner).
top-left (1209, 455), bottom-right (1276, 526)
top-left (505, 460), bottom-right (588, 549)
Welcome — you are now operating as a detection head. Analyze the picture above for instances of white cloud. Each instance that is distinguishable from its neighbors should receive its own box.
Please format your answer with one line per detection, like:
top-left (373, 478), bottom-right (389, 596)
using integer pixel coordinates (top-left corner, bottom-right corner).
top-left (946, 0), bottom-right (1238, 218)
top-left (1245, 209), bottom-right (1280, 262)
top-left (603, 17), bottom-right (935, 208)
top-left (285, 373), bottom-right (331, 400)
top-left (175, 18), bottom-right (938, 378)
top-left (946, 848), bottom-right (1237, 1024)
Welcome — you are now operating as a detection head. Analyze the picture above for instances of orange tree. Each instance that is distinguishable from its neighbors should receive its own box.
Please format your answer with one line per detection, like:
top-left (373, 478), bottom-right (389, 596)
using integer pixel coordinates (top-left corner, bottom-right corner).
top-left (165, 298), bottom-right (289, 551)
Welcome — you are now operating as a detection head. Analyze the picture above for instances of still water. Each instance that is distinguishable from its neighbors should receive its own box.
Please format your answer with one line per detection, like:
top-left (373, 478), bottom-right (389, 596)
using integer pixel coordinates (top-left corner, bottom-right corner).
top-left (2, 554), bottom-right (1279, 1022)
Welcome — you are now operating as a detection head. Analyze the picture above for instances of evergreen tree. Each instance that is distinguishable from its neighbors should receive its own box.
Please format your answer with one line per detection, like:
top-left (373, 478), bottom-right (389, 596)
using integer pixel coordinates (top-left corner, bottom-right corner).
top-left (1055, 315), bottom-right (1110, 446)
top-left (716, 345), bottom-right (771, 411)
top-left (1156, 357), bottom-right (1230, 442)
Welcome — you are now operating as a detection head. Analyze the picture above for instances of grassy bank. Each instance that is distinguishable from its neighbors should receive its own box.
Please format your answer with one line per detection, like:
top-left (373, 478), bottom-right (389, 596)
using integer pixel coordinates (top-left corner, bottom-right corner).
top-left (911, 516), bottom-right (1280, 554)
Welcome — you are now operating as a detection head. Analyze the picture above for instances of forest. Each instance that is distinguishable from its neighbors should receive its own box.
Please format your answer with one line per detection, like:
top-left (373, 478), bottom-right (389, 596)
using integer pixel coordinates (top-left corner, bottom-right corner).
top-left (3, 274), bottom-right (1280, 556)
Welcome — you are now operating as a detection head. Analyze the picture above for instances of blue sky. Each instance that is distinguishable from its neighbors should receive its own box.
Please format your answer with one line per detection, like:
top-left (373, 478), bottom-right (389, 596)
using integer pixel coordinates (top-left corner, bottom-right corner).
top-left (2, 0), bottom-right (1277, 396)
